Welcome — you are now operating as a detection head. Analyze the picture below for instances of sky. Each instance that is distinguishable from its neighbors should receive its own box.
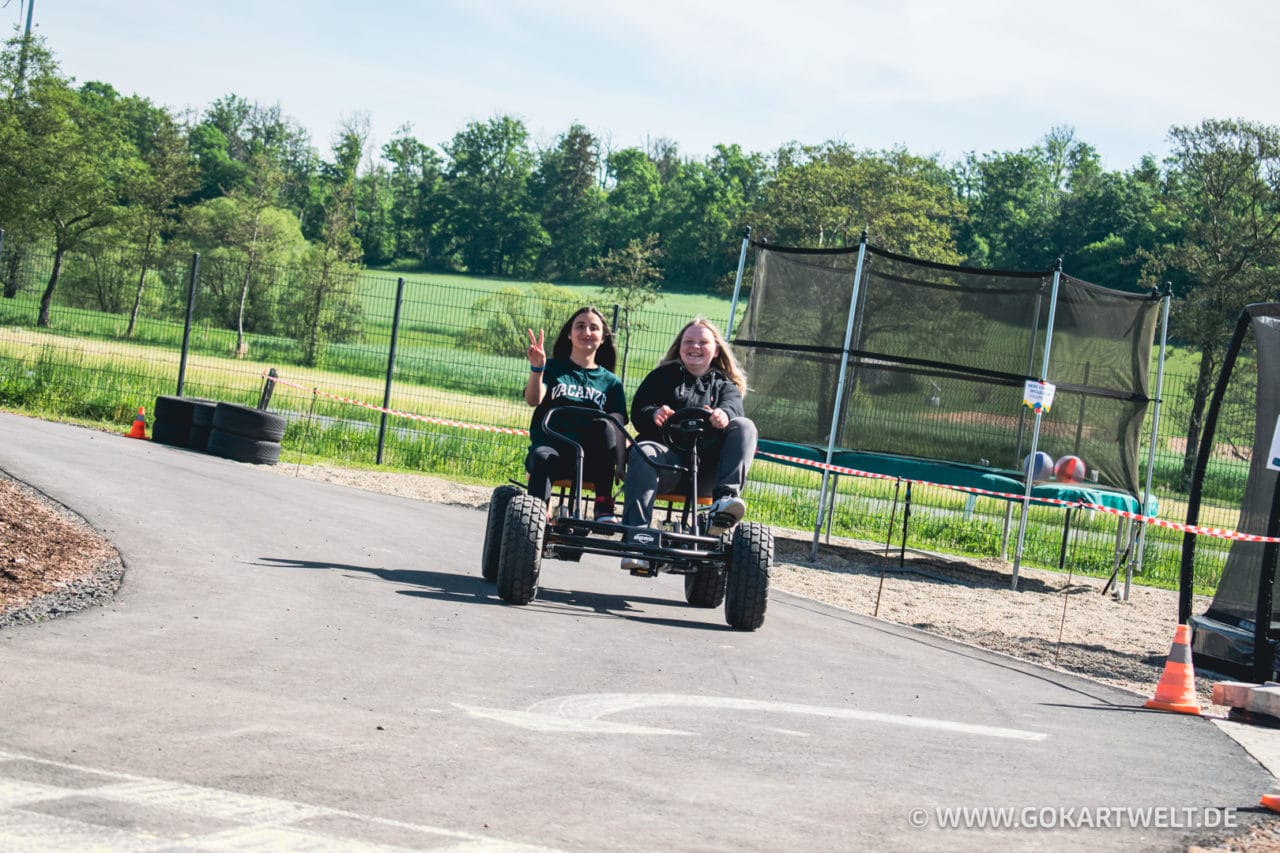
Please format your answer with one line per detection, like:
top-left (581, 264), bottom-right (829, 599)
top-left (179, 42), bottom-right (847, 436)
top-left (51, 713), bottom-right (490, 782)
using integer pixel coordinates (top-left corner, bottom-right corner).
top-left (11, 0), bottom-right (1280, 172)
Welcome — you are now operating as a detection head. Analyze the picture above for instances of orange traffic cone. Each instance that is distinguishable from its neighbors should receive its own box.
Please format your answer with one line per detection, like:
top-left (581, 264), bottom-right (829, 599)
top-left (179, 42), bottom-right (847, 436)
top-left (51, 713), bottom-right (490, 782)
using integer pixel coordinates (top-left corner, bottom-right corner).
top-left (1144, 623), bottom-right (1201, 715)
top-left (125, 406), bottom-right (148, 440)
top-left (1261, 794), bottom-right (1280, 813)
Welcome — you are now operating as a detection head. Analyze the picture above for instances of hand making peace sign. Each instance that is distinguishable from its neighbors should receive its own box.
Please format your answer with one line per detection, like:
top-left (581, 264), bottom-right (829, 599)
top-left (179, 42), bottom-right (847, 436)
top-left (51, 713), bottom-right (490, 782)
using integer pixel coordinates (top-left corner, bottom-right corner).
top-left (526, 328), bottom-right (546, 369)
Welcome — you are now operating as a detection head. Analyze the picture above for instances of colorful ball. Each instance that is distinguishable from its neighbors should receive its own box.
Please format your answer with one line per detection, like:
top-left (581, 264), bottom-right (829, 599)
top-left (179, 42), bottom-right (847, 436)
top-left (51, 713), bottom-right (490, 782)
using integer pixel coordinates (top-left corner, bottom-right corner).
top-left (1054, 454), bottom-right (1087, 483)
top-left (1023, 451), bottom-right (1054, 483)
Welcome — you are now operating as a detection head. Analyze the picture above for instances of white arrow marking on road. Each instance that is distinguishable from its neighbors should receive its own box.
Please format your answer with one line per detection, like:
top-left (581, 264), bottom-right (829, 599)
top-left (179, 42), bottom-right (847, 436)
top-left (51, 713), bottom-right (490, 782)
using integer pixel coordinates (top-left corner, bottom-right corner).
top-left (458, 692), bottom-right (1046, 741)
top-left (454, 703), bottom-right (694, 735)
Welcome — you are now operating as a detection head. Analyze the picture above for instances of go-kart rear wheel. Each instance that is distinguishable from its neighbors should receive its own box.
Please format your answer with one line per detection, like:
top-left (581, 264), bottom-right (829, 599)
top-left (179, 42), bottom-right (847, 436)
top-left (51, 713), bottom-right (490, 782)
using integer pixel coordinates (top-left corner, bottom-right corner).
top-left (481, 485), bottom-right (521, 582)
top-left (497, 493), bottom-right (545, 604)
top-left (725, 522), bottom-right (773, 631)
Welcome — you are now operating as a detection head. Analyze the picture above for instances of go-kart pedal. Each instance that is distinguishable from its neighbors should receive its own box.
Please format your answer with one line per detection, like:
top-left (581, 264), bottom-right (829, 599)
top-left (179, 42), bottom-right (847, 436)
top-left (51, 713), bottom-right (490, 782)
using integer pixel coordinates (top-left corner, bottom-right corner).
top-left (621, 555), bottom-right (657, 577)
top-left (706, 494), bottom-right (747, 535)
top-left (551, 505), bottom-right (590, 537)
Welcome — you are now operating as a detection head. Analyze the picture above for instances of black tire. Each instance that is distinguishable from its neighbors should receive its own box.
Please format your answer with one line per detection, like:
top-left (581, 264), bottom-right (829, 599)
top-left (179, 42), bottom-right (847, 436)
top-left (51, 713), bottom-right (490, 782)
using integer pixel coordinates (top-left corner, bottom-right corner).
top-left (187, 424), bottom-right (212, 452)
top-left (684, 561), bottom-right (727, 608)
top-left (152, 395), bottom-right (208, 448)
top-left (190, 400), bottom-right (217, 428)
top-left (725, 522), bottom-right (773, 631)
top-left (496, 493), bottom-right (544, 605)
top-left (482, 485), bottom-right (521, 582)
top-left (206, 428), bottom-right (282, 465)
top-left (212, 402), bottom-right (286, 442)
top-left (150, 420), bottom-right (189, 448)
top-left (153, 395), bottom-right (197, 427)
top-left (187, 400), bottom-right (218, 452)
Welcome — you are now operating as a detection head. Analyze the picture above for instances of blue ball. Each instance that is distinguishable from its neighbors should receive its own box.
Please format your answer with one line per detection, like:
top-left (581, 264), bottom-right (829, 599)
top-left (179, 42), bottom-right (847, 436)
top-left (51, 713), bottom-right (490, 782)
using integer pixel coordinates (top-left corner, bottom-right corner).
top-left (1023, 451), bottom-right (1054, 483)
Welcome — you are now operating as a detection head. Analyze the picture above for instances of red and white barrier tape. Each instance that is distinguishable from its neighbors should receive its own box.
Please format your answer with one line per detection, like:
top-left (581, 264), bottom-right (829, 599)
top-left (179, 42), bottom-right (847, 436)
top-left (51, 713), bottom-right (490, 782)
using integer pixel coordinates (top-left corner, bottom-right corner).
top-left (262, 372), bottom-right (1277, 544)
top-left (756, 451), bottom-right (1280, 544)
top-left (265, 373), bottom-right (530, 438)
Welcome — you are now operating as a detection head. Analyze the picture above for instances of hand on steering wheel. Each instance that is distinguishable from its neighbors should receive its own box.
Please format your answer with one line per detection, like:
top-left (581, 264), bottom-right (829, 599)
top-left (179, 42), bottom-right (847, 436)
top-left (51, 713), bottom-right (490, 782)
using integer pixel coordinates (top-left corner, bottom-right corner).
top-left (661, 406), bottom-right (715, 454)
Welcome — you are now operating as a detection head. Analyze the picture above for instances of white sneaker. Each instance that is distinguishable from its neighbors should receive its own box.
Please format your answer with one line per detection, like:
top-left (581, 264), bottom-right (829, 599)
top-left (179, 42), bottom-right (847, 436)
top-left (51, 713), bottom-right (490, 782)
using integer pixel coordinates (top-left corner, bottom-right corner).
top-left (706, 495), bottom-right (746, 535)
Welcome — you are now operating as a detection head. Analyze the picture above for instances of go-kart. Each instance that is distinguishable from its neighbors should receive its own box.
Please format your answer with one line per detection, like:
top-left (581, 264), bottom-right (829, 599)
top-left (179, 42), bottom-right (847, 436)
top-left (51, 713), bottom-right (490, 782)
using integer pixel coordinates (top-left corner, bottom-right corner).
top-left (480, 405), bottom-right (772, 631)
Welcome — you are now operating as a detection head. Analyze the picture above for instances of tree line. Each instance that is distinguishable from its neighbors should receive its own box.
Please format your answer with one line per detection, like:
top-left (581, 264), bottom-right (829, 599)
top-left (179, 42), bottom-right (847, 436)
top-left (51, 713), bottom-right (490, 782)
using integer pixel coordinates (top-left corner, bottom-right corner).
top-left (2, 31), bottom-right (1279, 485)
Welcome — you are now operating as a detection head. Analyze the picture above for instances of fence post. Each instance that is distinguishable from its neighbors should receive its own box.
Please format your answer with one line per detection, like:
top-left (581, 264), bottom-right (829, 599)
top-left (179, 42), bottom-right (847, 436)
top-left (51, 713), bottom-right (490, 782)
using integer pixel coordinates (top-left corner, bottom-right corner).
top-left (176, 252), bottom-right (199, 396)
top-left (258, 368), bottom-right (278, 410)
top-left (618, 305), bottom-right (630, 384)
top-left (0, 229), bottom-right (6, 262)
top-left (376, 277), bottom-right (406, 465)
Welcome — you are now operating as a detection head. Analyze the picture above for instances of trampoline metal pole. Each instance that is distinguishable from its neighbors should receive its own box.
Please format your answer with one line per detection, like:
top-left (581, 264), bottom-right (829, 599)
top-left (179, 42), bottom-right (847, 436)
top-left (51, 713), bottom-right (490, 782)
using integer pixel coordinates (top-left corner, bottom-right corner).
top-left (811, 233), bottom-right (869, 560)
top-left (1006, 278), bottom-right (1045, 559)
top-left (1013, 413), bottom-right (1045, 588)
top-left (1013, 263), bottom-right (1063, 589)
top-left (726, 226), bottom-right (751, 337)
top-left (1129, 285), bottom-right (1172, 601)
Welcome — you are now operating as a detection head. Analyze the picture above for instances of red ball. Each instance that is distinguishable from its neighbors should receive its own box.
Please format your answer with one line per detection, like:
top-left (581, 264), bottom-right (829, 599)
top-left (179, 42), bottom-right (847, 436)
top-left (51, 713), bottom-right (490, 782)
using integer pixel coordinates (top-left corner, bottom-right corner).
top-left (1054, 455), bottom-right (1087, 483)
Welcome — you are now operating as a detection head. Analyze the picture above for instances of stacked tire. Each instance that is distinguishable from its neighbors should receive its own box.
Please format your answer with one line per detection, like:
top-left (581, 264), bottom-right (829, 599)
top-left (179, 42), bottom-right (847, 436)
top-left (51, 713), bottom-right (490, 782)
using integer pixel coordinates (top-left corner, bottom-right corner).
top-left (152, 396), bottom-right (217, 449)
top-left (207, 403), bottom-right (286, 465)
top-left (187, 400), bottom-right (218, 452)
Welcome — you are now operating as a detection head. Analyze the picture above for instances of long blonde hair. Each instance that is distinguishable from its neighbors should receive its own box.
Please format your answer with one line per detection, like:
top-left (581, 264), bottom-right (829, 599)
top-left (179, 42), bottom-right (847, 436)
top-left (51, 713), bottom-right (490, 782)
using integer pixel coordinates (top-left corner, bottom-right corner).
top-left (659, 317), bottom-right (748, 394)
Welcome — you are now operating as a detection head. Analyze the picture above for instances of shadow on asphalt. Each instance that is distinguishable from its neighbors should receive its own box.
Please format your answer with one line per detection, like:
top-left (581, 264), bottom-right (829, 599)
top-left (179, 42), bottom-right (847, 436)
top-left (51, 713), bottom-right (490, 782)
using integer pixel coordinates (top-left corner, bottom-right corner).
top-left (253, 556), bottom-right (732, 631)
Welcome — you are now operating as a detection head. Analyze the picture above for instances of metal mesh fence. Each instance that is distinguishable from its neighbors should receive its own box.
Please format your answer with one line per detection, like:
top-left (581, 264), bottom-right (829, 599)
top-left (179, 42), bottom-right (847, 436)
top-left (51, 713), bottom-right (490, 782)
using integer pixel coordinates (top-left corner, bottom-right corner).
top-left (0, 234), bottom-right (1254, 593)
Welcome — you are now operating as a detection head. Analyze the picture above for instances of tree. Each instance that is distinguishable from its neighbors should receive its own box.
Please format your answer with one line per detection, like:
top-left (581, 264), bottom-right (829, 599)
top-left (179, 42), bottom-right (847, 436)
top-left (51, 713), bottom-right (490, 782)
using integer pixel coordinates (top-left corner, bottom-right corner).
top-left (284, 119), bottom-right (366, 367)
top-left (177, 196), bottom-right (307, 336)
top-left (461, 282), bottom-right (579, 357)
top-left (601, 147), bottom-right (661, 253)
top-left (1149, 119), bottom-right (1280, 488)
top-left (381, 126), bottom-right (445, 264)
top-left (225, 151), bottom-right (288, 353)
top-left (441, 115), bottom-right (545, 276)
top-left (186, 94), bottom-right (320, 233)
top-left (657, 144), bottom-right (767, 290)
top-left (952, 145), bottom-right (1059, 269)
top-left (116, 98), bottom-right (197, 337)
top-left (531, 123), bottom-right (606, 280)
top-left (755, 142), bottom-right (963, 262)
top-left (0, 32), bottom-right (50, 297)
top-left (8, 65), bottom-right (137, 327)
top-left (589, 234), bottom-right (664, 377)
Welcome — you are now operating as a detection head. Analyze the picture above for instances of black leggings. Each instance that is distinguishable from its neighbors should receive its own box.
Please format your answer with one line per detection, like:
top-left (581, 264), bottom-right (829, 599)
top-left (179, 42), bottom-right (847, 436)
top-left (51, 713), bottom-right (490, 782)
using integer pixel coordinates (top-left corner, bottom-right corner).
top-left (525, 418), bottom-right (618, 504)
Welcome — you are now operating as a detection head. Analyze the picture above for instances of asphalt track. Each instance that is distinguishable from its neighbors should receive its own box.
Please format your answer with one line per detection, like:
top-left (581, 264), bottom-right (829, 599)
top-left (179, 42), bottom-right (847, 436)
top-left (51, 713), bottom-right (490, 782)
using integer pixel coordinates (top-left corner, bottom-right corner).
top-left (0, 412), bottom-right (1274, 852)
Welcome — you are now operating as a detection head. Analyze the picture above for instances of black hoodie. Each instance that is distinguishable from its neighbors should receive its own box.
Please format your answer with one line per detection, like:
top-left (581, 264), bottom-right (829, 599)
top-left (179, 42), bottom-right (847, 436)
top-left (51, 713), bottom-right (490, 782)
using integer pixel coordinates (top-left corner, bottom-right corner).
top-left (630, 362), bottom-right (744, 445)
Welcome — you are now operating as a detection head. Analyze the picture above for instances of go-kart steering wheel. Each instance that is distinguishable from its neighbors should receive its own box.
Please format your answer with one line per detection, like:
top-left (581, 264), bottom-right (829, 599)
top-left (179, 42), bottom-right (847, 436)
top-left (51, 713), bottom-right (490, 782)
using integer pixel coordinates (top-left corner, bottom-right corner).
top-left (661, 407), bottom-right (714, 454)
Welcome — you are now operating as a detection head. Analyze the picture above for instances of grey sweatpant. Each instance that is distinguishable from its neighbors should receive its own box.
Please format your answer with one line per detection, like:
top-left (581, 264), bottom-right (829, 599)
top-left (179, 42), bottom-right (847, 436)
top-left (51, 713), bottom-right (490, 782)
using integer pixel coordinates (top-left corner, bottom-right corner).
top-left (621, 417), bottom-right (758, 527)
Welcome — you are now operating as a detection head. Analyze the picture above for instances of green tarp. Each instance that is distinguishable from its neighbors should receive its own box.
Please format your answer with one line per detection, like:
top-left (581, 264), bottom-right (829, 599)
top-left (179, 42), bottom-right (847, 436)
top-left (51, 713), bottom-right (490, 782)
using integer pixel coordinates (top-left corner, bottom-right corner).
top-left (756, 439), bottom-right (1149, 515)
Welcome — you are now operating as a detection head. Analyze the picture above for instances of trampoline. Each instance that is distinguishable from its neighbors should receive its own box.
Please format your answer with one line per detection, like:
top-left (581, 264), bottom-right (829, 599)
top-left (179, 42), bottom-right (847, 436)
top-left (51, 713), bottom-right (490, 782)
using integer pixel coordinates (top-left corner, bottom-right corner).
top-left (756, 439), bottom-right (1149, 573)
top-left (723, 231), bottom-right (1169, 590)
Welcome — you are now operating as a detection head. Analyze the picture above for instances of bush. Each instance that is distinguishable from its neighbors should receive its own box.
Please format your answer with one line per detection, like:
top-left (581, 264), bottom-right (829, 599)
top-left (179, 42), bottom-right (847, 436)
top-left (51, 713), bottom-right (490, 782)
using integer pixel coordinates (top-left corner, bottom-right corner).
top-left (460, 283), bottom-right (579, 357)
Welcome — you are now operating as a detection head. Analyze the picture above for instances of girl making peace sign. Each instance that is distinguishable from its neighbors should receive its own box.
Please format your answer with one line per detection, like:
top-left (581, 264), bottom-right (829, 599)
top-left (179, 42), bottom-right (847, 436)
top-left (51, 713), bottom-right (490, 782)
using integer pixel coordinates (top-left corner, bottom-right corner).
top-left (523, 306), bottom-right (627, 521)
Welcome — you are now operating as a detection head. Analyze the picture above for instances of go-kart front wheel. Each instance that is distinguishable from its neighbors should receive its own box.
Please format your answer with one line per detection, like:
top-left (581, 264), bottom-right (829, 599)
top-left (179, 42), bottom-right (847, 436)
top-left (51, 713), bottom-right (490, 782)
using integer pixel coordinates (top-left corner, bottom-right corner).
top-left (497, 492), bottom-right (545, 604)
top-left (725, 522), bottom-right (773, 630)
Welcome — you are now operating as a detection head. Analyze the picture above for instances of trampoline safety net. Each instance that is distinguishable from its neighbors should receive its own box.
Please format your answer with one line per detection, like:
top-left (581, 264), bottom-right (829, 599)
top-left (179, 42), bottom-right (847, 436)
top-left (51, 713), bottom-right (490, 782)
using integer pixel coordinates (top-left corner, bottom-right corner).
top-left (734, 243), bottom-right (1162, 496)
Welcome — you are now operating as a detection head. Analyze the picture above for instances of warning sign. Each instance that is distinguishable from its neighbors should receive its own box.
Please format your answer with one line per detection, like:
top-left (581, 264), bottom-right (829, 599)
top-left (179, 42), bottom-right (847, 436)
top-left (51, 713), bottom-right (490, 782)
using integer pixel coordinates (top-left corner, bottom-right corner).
top-left (1023, 380), bottom-right (1056, 415)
